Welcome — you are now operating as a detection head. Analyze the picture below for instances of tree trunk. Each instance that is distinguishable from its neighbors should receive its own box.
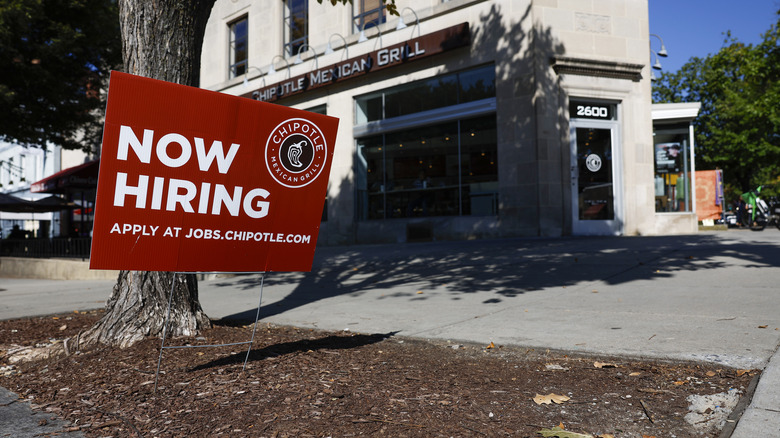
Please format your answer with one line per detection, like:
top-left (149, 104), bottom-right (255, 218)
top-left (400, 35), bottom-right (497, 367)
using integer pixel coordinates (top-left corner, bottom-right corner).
top-left (72, 271), bottom-right (211, 349)
top-left (76, 0), bottom-right (216, 349)
top-left (118, 0), bottom-right (215, 87)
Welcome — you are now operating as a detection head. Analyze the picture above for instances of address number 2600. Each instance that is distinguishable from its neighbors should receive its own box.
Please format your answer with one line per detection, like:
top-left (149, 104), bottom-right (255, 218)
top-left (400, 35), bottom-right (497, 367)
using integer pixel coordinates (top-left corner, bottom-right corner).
top-left (576, 105), bottom-right (609, 118)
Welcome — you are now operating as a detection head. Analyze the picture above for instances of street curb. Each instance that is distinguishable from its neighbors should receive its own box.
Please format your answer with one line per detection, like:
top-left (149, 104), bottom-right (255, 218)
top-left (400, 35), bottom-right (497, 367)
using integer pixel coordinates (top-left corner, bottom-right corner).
top-left (720, 373), bottom-right (760, 437)
top-left (728, 343), bottom-right (780, 437)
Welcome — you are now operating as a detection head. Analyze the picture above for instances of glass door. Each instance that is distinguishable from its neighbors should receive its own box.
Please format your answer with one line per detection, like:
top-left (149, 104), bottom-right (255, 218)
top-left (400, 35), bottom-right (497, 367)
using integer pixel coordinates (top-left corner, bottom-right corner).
top-left (570, 120), bottom-right (622, 235)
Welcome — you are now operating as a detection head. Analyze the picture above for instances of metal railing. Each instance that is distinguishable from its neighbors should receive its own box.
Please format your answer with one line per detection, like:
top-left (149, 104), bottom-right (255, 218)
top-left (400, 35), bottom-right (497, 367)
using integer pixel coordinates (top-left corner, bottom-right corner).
top-left (0, 237), bottom-right (92, 259)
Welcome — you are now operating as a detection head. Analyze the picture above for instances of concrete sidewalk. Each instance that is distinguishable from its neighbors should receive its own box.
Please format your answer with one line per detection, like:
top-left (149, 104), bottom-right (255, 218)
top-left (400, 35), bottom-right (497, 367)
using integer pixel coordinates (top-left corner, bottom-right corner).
top-left (1, 230), bottom-right (779, 436)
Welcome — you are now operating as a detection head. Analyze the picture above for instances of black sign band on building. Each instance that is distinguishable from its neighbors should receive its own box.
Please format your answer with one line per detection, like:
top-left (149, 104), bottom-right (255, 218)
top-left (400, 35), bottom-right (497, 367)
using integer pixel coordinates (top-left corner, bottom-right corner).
top-left (569, 101), bottom-right (616, 120)
top-left (242, 23), bottom-right (471, 103)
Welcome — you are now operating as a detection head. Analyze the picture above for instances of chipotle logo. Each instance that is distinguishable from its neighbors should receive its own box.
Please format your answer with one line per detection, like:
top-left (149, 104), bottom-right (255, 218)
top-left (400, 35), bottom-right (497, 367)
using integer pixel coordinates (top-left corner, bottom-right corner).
top-left (265, 118), bottom-right (328, 188)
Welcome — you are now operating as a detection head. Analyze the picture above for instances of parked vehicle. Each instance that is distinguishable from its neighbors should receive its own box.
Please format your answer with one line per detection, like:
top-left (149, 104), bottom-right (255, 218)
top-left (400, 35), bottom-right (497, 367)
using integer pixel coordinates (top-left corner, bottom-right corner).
top-left (740, 186), bottom-right (780, 231)
top-left (721, 211), bottom-right (738, 227)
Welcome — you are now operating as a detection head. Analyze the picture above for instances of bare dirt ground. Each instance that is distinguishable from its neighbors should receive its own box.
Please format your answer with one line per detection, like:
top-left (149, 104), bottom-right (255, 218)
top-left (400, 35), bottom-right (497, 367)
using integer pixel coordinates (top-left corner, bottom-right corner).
top-left (0, 311), bottom-right (758, 438)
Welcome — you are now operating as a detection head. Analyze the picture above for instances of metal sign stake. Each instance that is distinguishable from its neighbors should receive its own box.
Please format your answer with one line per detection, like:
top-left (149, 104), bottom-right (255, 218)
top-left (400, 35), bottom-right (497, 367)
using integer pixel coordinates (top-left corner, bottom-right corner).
top-left (154, 272), bottom-right (266, 393)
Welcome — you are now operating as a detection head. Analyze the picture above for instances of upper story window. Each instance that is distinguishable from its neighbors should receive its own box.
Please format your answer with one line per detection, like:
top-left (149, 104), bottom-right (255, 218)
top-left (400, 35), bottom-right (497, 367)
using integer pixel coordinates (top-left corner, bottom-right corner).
top-left (353, 0), bottom-right (385, 34)
top-left (228, 16), bottom-right (248, 79)
top-left (284, 0), bottom-right (308, 57)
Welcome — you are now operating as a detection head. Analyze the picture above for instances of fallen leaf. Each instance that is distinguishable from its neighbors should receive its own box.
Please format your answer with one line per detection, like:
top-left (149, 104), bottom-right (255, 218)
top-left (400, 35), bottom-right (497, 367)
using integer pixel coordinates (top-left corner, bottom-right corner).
top-left (533, 393), bottom-right (570, 405)
top-left (545, 363), bottom-right (569, 371)
top-left (758, 325), bottom-right (768, 329)
top-left (486, 342), bottom-right (495, 349)
top-left (673, 381), bottom-right (685, 386)
top-left (629, 372), bottom-right (641, 377)
top-left (537, 426), bottom-right (593, 438)
top-left (594, 361), bottom-right (617, 369)
top-left (705, 371), bottom-right (717, 377)
top-left (58, 325), bottom-right (67, 331)
top-left (736, 369), bottom-right (752, 377)
top-left (416, 290), bottom-right (423, 294)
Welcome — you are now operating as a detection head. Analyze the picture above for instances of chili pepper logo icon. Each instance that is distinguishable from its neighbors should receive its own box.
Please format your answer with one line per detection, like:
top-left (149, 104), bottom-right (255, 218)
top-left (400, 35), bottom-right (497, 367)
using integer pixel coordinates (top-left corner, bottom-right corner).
top-left (288, 140), bottom-right (305, 168)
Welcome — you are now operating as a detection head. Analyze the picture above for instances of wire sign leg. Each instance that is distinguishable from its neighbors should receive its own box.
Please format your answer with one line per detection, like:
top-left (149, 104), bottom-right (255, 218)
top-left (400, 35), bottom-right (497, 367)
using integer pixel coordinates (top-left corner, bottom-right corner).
top-left (242, 273), bottom-right (265, 372)
top-left (154, 272), bottom-right (179, 393)
top-left (153, 272), bottom-right (267, 393)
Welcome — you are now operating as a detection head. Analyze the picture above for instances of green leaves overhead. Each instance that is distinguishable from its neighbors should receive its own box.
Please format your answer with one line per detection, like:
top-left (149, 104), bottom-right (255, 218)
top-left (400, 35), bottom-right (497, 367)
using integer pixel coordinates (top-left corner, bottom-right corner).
top-left (652, 12), bottom-right (780, 193)
top-left (0, 0), bottom-right (122, 151)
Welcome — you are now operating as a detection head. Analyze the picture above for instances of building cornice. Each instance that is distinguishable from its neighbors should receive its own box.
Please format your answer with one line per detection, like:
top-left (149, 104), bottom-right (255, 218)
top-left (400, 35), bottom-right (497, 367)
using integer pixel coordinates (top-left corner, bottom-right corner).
top-left (551, 56), bottom-right (644, 82)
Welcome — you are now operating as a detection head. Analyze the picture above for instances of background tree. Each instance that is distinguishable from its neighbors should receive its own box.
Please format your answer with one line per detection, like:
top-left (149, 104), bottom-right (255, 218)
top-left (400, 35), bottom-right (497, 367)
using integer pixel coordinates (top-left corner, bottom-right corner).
top-left (652, 12), bottom-right (780, 196)
top-left (0, 0), bottom-right (122, 152)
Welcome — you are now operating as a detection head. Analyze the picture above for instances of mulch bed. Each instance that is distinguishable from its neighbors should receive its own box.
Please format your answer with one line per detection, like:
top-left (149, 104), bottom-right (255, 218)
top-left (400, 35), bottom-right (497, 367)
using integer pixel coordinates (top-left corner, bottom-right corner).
top-left (0, 310), bottom-right (758, 437)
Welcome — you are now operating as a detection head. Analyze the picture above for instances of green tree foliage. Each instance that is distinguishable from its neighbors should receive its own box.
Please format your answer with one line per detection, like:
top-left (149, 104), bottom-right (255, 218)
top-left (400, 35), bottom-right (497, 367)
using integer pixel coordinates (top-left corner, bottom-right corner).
top-left (652, 12), bottom-right (780, 193)
top-left (0, 0), bottom-right (122, 152)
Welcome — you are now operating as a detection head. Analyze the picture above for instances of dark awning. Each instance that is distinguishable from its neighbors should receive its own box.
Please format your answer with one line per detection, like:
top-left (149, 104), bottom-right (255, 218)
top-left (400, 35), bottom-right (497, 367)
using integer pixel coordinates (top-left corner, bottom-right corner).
top-left (0, 193), bottom-right (35, 212)
top-left (32, 195), bottom-right (81, 211)
top-left (0, 193), bottom-right (81, 213)
top-left (30, 160), bottom-right (99, 194)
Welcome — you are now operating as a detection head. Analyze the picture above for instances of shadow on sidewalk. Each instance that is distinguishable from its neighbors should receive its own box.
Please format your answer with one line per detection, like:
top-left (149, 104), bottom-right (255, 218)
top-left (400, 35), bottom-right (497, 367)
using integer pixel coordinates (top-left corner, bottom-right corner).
top-left (210, 233), bottom-right (780, 322)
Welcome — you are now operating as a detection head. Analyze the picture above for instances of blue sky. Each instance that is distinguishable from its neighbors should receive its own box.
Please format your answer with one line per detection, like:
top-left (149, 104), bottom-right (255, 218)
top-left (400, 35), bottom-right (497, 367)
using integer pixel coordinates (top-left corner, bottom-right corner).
top-left (649, 0), bottom-right (779, 73)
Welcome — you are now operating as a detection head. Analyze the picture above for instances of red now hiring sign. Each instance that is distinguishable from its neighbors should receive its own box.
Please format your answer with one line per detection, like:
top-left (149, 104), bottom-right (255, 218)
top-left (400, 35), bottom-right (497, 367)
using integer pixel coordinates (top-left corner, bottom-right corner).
top-left (90, 72), bottom-right (339, 273)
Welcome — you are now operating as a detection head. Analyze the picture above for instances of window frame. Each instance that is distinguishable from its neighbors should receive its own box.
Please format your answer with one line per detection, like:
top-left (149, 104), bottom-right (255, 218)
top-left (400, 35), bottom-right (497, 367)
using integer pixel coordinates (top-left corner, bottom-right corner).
top-left (228, 16), bottom-right (249, 80)
top-left (284, 0), bottom-right (309, 58)
top-left (353, 0), bottom-right (386, 34)
top-left (653, 122), bottom-right (694, 214)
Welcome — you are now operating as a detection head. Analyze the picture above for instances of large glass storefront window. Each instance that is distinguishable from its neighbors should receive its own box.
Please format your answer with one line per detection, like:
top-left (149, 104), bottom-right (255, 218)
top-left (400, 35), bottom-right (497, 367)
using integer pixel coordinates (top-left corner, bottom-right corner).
top-left (355, 65), bottom-right (497, 221)
top-left (356, 115), bottom-right (497, 220)
top-left (654, 123), bottom-right (692, 212)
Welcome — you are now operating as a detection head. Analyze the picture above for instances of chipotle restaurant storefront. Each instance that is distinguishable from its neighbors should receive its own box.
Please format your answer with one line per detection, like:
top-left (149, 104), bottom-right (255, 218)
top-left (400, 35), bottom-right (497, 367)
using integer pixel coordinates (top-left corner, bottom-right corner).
top-left (200, 0), bottom-right (696, 244)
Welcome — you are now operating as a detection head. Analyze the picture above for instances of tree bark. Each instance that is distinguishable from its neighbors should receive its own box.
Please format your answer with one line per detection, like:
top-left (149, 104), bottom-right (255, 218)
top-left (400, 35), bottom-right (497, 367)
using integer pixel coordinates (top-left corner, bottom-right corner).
top-left (118, 0), bottom-right (215, 86)
top-left (73, 271), bottom-right (211, 349)
top-left (75, 0), bottom-right (216, 349)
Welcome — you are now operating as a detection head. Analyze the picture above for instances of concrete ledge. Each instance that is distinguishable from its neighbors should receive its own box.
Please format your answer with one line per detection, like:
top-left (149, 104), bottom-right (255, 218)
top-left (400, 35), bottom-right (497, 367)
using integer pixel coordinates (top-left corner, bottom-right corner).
top-left (0, 257), bottom-right (119, 280)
